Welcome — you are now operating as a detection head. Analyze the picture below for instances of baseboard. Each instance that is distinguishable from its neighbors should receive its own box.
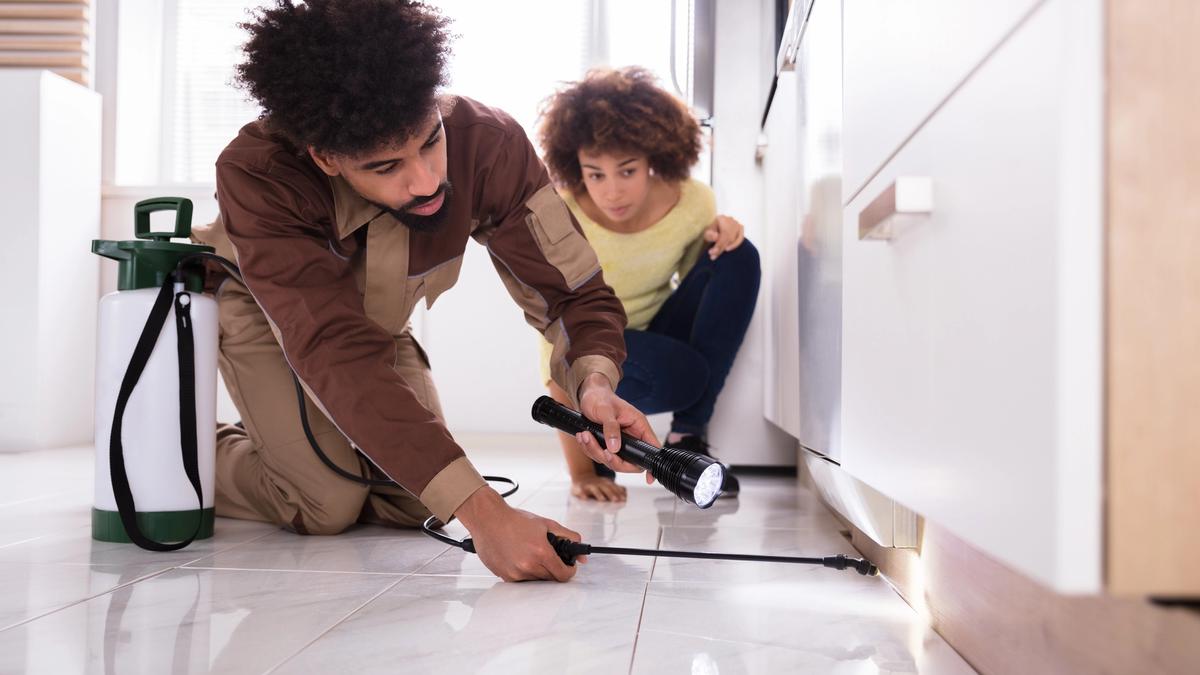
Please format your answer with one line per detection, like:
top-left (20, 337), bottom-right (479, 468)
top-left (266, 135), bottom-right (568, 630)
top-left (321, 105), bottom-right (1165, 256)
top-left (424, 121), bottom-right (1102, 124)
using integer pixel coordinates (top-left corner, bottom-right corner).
top-left (847, 519), bottom-right (1200, 674)
top-left (725, 464), bottom-right (798, 476)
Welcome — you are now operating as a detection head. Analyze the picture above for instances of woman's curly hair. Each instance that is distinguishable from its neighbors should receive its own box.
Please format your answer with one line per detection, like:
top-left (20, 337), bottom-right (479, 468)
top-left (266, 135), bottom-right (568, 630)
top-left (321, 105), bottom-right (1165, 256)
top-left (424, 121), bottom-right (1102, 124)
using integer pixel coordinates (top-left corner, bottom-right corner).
top-left (235, 0), bottom-right (453, 156)
top-left (538, 67), bottom-right (702, 193)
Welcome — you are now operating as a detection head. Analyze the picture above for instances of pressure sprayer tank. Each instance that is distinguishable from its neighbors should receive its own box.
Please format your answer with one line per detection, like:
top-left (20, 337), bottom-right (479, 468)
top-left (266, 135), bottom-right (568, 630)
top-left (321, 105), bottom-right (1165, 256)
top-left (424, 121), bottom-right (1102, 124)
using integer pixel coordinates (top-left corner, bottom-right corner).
top-left (91, 198), bottom-right (218, 544)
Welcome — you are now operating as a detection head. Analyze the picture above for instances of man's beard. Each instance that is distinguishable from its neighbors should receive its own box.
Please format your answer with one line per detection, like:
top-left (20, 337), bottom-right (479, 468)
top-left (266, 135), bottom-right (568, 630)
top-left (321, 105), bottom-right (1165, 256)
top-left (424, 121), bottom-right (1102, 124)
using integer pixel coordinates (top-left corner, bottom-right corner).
top-left (370, 181), bottom-right (454, 233)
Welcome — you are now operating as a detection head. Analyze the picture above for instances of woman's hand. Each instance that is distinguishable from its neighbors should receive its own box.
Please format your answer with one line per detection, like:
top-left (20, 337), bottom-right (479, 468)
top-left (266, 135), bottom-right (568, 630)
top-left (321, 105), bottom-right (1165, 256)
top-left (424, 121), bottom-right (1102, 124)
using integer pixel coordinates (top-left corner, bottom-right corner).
top-left (570, 473), bottom-right (628, 502)
top-left (704, 214), bottom-right (746, 260)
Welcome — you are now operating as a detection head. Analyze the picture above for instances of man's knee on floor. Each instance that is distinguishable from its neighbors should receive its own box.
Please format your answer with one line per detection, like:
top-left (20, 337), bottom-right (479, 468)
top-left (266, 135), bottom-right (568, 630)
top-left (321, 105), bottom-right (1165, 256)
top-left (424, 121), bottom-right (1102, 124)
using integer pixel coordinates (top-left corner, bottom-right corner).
top-left (291, 488), bottom-right (369, 536)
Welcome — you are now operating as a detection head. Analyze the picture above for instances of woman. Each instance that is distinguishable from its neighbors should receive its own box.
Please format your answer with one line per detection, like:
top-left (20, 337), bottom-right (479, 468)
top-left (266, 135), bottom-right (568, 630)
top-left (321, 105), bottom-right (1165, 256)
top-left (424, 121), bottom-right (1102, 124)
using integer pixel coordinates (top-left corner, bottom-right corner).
top-left (537, 66), bottom-right (760, 502)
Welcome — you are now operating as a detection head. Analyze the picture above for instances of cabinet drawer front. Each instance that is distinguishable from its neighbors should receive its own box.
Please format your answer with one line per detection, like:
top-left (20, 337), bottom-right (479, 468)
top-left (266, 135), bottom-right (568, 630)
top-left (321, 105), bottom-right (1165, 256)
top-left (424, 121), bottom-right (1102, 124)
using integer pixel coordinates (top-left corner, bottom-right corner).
top-left (840, 0), bottom-right (1102, 591)
top-left (842, 0), bottom-right (1042, 203)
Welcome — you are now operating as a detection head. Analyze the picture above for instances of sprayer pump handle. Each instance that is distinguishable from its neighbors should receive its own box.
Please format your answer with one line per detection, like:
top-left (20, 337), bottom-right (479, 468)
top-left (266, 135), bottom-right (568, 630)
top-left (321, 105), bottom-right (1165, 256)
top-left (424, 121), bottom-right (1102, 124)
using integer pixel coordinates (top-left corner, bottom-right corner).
top-left (135, 197), bottom-right (194, 241)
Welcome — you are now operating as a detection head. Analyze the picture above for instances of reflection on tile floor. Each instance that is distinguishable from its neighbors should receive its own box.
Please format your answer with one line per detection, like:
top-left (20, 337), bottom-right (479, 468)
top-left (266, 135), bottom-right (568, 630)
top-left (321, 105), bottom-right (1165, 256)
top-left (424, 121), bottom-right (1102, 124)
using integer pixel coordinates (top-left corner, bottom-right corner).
top-left (0, 436), bottom-right (975, 674)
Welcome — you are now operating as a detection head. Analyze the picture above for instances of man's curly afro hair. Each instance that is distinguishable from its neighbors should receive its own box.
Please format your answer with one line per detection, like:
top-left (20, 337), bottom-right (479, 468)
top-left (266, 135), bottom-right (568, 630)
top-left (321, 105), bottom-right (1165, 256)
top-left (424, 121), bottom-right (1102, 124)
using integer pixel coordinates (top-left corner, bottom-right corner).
top-left (235, 0), bottom-right (453, 157)
top-left (538, 66), bottom-right (702, 194)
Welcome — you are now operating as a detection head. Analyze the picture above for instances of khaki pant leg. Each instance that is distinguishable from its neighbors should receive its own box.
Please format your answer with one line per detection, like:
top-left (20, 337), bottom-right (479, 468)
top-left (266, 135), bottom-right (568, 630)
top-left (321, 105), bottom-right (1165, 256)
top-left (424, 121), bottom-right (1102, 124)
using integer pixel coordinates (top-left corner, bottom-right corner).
top-left (214, 280), bottom-right (370, 535)
top-left (358, 331), bottom-right (440, 528)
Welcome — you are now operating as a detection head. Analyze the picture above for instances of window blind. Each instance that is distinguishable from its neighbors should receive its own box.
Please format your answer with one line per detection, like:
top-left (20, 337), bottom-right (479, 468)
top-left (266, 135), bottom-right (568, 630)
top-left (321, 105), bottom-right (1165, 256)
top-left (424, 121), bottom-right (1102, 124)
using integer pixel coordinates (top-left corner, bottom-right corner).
top-left (0, 1), bottom-right (90, 86)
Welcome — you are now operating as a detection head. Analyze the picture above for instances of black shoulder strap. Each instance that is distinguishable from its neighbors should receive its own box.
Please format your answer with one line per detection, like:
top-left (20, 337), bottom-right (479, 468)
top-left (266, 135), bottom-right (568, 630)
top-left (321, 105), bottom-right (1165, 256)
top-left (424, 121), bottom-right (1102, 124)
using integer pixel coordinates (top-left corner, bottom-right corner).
top-left (108, 275), bottom-right (204, 551)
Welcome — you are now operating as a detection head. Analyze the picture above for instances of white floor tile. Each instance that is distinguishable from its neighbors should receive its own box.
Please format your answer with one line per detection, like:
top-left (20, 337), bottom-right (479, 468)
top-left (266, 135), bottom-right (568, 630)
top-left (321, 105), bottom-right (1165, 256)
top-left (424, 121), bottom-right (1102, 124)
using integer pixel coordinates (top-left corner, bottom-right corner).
top-left (636, 581), bottom-right (974, 674)
top-left (0, 516), bottom-right (276, 568)
top-left (651, 524), bottom-right (864, 585)
top-left (274, 574), bottom-right (645, 675)
top-left (0, 562), bottom-right (161, 631)
top-left (0, 493), bottom-right (94, 549)
top-left (185, 524), bottom-right (451, 574)
top-left (0, 442), bottom-right (976, 674)
top-left (670, 474), bottom-right (844, 530)
top-left (0, 567), bottom-right (403, 675)
top-left (0, 447), bottom-right (93, 507)
top-left (631, 627), bottom-right (972, 674)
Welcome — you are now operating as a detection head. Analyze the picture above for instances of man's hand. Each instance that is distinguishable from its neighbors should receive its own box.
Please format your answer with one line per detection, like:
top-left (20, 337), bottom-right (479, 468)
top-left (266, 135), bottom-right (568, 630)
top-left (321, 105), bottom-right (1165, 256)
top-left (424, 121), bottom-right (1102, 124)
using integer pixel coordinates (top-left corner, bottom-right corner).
top-left (703, 214), bottom-right (746, 260)
top-left (576, 373), bottom-right (658, 484)
top-left (455, 487), bottom-right (585, 582)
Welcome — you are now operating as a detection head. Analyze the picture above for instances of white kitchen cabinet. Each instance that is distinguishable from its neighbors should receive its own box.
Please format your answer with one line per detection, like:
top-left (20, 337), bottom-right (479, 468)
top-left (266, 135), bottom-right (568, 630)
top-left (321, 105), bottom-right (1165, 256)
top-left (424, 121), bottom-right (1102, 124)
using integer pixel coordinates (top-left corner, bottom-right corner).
top-left (840, 0), bottom-right (1104, 591)
top-left (0, 71), bottom-right (102, 451)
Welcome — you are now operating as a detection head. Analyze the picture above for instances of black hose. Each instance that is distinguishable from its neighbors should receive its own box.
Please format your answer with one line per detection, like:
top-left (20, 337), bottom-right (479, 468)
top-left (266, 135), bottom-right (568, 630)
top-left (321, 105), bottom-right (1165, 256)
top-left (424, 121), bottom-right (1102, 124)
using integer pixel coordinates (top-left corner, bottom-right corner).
top-left (174, 252), bottom-right (519, 500)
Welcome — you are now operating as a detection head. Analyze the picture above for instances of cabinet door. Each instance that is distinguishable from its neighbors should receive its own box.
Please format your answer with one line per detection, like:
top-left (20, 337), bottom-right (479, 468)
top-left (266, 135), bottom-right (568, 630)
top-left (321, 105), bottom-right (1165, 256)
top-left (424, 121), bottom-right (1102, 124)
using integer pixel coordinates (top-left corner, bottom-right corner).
top-left (759, 70), bottom-right (802, 439)
top-left (840, 0), bottom-right (1103, 591)
top-left (795, 0), bottom-right (843, 459)
top-left (842, 0), bottom-right (1042, 202)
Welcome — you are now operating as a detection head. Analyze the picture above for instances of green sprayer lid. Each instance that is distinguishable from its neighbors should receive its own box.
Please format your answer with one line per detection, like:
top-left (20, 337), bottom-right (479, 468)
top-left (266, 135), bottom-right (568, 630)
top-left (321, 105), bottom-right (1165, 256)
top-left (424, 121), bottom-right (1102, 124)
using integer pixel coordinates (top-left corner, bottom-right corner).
top-left (92, 197), bottom-right (214, 292)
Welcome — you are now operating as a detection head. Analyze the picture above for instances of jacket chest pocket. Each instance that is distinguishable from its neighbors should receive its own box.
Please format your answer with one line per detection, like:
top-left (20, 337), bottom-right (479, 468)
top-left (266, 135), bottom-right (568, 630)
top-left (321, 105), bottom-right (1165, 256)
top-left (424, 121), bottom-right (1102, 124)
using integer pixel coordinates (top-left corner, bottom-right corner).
top-left (363, 218), bottom-right (411, 335)
top-left (409, 254), bottom-right (464, 312)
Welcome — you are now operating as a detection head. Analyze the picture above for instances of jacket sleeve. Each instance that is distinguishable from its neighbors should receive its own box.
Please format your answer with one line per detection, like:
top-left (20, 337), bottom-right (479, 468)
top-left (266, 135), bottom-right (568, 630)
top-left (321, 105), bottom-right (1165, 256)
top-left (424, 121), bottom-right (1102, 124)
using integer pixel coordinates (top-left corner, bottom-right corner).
top-left (216, 158), bottom-right (484, 523)
top-left (472, 122), bottom-right (628, 405)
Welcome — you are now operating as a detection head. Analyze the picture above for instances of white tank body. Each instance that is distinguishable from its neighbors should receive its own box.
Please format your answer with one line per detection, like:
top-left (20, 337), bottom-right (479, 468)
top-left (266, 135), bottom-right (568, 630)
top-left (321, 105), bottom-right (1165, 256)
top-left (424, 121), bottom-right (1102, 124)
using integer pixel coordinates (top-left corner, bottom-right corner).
top-left (93, 287), bottom-right (218, 512)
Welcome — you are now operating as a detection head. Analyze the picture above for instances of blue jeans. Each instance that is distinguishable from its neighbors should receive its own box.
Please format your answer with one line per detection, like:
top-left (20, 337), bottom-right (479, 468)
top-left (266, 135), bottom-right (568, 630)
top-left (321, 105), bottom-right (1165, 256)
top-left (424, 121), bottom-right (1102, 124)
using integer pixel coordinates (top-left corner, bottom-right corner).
top-left (615, 240), bottom-right (761, 437)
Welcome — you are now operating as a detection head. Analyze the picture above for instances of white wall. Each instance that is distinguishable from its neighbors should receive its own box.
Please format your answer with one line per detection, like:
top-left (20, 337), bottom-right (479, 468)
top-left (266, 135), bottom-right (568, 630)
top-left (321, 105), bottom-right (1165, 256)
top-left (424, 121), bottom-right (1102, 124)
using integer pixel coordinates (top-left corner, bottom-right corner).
top-left (91, 0), bottom-right (796, 459)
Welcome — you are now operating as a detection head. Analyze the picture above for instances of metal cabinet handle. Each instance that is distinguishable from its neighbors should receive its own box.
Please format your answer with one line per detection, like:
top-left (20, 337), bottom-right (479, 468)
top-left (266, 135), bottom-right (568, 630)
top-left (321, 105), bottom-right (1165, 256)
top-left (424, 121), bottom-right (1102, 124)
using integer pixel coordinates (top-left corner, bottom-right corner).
top-left (858, 177), bottom-right (934, 241)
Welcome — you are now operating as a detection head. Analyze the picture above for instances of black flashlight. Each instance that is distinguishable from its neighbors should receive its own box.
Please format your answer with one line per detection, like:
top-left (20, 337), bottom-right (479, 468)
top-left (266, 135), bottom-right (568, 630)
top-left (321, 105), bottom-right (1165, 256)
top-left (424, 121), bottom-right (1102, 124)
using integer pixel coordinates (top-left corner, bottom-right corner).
top-left (531, 396), bottom-right (725, 508)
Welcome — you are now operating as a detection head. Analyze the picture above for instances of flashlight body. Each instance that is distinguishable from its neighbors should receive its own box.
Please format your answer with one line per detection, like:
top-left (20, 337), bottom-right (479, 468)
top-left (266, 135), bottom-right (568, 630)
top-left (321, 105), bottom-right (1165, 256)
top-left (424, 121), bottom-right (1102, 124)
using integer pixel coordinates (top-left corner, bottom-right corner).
top-left (530, 396), bottom-right (655, 467)
top-left (530, 396), bottom-right (724, 507)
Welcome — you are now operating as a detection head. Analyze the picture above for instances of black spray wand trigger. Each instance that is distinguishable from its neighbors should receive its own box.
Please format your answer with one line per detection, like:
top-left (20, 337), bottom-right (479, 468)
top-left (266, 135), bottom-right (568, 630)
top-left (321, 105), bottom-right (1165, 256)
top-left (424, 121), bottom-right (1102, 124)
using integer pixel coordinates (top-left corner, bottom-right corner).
top-left (547, 532), bottom-right (591, 566)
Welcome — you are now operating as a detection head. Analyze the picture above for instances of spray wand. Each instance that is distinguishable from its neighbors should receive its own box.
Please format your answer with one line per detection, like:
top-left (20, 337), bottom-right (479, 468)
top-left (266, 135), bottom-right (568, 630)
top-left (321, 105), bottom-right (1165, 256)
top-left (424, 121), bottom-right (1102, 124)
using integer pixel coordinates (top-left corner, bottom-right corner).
top-left (421, 516), bottom-right (877, 576)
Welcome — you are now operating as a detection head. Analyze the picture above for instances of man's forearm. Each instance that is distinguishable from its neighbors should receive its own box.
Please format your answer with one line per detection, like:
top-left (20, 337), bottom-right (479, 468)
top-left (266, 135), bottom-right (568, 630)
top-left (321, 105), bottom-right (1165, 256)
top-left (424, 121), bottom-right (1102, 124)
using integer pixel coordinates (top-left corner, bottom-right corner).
top-left (454, 485), bottom-right (506, 532)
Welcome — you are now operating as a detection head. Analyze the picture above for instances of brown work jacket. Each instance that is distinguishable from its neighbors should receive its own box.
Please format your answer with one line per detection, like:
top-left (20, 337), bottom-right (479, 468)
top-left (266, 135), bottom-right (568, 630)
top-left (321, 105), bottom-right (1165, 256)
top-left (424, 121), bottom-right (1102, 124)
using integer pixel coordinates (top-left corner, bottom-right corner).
top-left (193, 96), bottom-right (626, 521)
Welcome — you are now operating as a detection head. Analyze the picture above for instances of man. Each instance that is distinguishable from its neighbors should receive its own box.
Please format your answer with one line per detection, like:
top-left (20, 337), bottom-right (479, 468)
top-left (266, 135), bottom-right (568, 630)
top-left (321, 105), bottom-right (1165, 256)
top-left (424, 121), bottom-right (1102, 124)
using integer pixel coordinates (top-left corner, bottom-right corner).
top-left (193, 0), bottom-right (655, 582)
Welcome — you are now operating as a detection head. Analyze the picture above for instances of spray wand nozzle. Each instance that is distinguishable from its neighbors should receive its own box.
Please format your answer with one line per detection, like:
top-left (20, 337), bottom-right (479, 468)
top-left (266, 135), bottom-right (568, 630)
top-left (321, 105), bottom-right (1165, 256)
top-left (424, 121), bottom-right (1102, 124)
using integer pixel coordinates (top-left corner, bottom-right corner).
top-left (531, 396), bottom-right (726, 508)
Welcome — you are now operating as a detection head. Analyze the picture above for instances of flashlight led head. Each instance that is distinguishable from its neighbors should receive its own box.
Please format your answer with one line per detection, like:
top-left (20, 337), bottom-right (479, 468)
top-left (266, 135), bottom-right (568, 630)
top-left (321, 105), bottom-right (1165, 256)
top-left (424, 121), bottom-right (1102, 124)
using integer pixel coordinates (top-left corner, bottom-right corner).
top-left (673, 453), bottom-right (724, 509)
top-left (692, 462), bottom-right (725, 508)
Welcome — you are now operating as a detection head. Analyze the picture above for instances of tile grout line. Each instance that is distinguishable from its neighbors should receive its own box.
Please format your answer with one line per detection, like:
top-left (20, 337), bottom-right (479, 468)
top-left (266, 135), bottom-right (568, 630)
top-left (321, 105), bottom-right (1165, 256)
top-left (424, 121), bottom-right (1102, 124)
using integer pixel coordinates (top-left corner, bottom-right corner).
top-left (172, 529), bottom-right (280, 568)
top-left (263, 572), bottom-right (416, 674)
top-left (182, 565), bottom-right (421, 576)
top-left (260, 533), bottom-right (465, 673)
top-left (625, 526), bottom-right (664, 674)
top-left (636, 626), bottom-right (830, 652)
top-left (407, 542), bottom-right (462, 575)
top-left (0, 523), bottom-right (92, 552)
top-left (0, 528), bottom-right (278, 633)
top-left (0, 534), bottom-right (54, 552)
top-left (667, 520), bottom-right (846, 531)
top-left (0, 566), bottom-right (176, 633)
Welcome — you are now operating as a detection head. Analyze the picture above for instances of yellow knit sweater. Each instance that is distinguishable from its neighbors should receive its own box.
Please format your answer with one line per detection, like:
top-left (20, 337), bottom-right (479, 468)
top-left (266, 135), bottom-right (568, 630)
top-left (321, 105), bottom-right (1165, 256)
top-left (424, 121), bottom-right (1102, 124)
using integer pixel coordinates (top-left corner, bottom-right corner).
top-left (539, 178), bottom-right (716, 384)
